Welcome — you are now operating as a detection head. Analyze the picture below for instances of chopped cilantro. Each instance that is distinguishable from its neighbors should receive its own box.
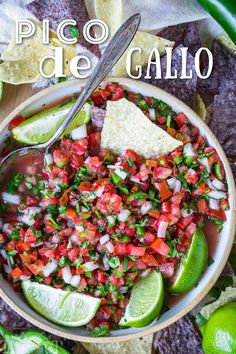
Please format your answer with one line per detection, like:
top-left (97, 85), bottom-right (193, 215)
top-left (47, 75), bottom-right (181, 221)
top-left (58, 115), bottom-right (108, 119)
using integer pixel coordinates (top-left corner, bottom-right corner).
top-left (90, 325), bottom-right (110, 337)
top-left (10, 229), bottom-right (20, 239)
top-left (68, 26), bottom-right (80, 40)
top-left (109, 256), bottom-right (120, 268)
top-left (7, 174), bottom-right (24, 194)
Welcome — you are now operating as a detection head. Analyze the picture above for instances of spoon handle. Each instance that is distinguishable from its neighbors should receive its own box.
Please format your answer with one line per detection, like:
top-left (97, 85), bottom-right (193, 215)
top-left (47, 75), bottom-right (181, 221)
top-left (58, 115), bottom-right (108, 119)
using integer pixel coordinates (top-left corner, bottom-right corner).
top-left (44, 13), bottom-right (141, 150)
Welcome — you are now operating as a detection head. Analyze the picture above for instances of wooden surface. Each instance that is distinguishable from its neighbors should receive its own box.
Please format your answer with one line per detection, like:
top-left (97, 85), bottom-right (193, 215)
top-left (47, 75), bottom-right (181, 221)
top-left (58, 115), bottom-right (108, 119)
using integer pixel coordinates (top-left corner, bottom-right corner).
top-left (0, 83), bottom-right (35, 121)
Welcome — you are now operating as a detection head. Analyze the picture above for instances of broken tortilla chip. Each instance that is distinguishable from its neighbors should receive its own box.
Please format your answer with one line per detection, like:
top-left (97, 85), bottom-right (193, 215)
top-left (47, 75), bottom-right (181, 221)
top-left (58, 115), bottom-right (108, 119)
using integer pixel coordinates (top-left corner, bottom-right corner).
top-left (94, 0), bottom-right (122, 39)
top-left (113, 31), bottom-right (174, 77)
top-left (198, 40), bottom-right (236, 95)
top-left (101, 98), bottom-right (182, 159)
top-left (0, 59), bottom-right (40, 84)
top-left (153, 315), bottom-right (203, 354)
top-left (141, 45), bottom-right (197, 107)
top-left (200, 281), bottom-right (236, 320)
top-left (158, 21), bottom-right (202, 56)
top-left (26, 0), bottom-right (101, 57)
top-left (82, 335), bottom-right (153, 354)
top-left (216, 33), bottom-right (236, 57)
top-left (193, 93), bottom-right (206, 120)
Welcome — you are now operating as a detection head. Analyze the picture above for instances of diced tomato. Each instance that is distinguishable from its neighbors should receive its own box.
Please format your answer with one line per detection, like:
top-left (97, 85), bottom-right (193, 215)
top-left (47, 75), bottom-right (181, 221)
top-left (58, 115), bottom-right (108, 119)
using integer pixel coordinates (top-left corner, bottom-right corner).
top-left (71, 138), bottom-right (88, 155)
top-left (177, 216), bottom-right (193, 230)
top-left (59, 193), bottom-right (69, 206)
top-left (154, 167), bottom-right (172, 179)
top-left (185, 222), bottom-right (196, 238)
top-left (144, 231), bottom-right (156, 245)
top-left (89, 132), bottom-right (101, 156)
top-left (197, 199), bottom-right (208, 213)
top-left (53, 150), bottom-right (70, 168)
top-left (208, 208), bottom-right (226, 221)
top-left (150, 238), bottom-right (170, 256)
top-left (100, 89), bottom-right (112, 101)
top-left (148, 209), bottom-right (160, 219)
top-left (155, 181), bottom-right (172, 201)
top-left (26, 260), bottom-right (44, 275)
top-left (113, 242), bottom-right (127, 255)
top-left (114, 309), bottom-right (123, 323)
top-left (90, 90), bottom-right (105, 106)
top-left (175, 112), bottom-right (188, 128)
top-left (11, 267), bottom-right (23, 279)
top-left (8, 115), bottom-right (24, 130)
top-left (126, 244), bottom-right (146, 257)
top-left (109, 274), bottom-right (117, 286)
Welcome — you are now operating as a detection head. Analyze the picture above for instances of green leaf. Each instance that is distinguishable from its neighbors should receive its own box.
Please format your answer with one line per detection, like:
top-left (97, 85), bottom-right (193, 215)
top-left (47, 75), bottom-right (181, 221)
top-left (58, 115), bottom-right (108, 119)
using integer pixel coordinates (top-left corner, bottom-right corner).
top-left (90, 325), bottom-right (110, 337)
top-left (7, 174), bottom-right (24, 194)
top-left (68, 26), bottom-right (80, 40)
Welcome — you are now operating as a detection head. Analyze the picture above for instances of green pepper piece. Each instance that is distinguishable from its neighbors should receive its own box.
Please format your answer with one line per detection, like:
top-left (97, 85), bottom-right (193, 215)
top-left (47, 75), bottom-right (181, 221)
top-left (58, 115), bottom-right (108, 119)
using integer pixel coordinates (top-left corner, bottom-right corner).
top-left (198, 0), bottom-right (236, 45)
top-left (0, 326), bottom-right (69, 354)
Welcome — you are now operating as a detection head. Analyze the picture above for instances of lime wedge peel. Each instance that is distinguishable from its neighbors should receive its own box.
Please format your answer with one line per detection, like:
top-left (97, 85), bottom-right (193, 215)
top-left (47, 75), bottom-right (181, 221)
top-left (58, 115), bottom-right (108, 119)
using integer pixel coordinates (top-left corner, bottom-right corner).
top-left (169, 228), bottom-right (208, 295)
top-left (0, 81), bottom-right (2, 101)
top-left (119, 270), bottom-right (164, 328)
top-left (22, 281), bottom-right (101, 327)
top-left (12, 100), bottom-right (91, 145)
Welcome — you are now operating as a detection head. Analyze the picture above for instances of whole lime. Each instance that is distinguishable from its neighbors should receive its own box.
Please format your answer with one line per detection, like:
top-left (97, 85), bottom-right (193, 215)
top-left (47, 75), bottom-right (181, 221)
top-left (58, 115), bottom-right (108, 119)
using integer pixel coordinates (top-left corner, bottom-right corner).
top-left (203, 302), bottom-right (236, 354)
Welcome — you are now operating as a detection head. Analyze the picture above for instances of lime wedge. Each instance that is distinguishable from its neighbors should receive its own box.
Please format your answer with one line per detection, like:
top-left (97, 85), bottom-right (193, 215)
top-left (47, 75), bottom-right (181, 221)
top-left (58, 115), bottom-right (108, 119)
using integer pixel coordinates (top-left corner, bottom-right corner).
top-left (169, 228), bottom-right (208, 295)
top-left (13, 100), bottom-right (91, 145)
top-left (22, 281), bottom-right (101, 327)
top-left (119, 270), bottom-right (164, 328)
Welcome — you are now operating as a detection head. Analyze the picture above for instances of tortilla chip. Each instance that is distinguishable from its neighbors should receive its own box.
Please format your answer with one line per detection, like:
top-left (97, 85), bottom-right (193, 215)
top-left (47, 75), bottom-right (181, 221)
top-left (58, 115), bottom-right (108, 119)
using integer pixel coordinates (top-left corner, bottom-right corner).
top-left (0, 59), bottom-right (40, 84)
top-left (101, 98), bottom-right (182, 159)
top-left (141, 45), bottom-right (197, 107)
top-left (210, 92), bottom-right (236, 161)
top-left (158, 21), bottom-right (202, 56)
top-left (217, 33), bottom-right (236, 57)
top-left (1, 24), bottom-right (48, 62)
top-left (113, 31), bottom-right (174, 77)
top-left (82, 335), bottom-right (153, 354)
top-left (95, 0), bottom-right (122, 39)
top-left (26, 0), bottom-right (101, 57)
top-left (193, 93), bottom-right (206, 120)
top-left (153, 315), bottom-right (203, 354)
top-left (200, 281), bottom-right (236, 320)
top-left (198, 40), bottom-right (236, 95)
top-left (0, 298), bottom-right (33, 331)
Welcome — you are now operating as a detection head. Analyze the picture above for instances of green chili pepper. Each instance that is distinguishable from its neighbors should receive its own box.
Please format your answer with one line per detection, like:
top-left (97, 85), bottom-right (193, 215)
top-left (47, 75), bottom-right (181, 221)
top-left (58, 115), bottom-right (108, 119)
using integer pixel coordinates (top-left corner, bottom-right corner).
top-left (111, 171), bottom-right (121, 185)
top-left (198, 0), bottom-right (236, 44)
top-left (0, 326), bottom-right (69, 354)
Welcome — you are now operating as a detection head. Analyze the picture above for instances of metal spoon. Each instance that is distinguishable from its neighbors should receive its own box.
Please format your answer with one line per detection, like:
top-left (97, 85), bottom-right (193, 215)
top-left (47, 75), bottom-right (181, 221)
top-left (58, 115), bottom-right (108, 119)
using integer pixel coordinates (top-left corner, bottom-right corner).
top-left (0, 13), bottom-right (141, 174)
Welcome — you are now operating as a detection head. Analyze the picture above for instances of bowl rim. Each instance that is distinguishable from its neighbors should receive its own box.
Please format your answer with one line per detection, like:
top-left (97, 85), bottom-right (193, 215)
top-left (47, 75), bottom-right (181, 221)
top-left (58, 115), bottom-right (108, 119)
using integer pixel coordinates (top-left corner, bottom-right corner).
top-left (0, 77), bottom-right (235, 343)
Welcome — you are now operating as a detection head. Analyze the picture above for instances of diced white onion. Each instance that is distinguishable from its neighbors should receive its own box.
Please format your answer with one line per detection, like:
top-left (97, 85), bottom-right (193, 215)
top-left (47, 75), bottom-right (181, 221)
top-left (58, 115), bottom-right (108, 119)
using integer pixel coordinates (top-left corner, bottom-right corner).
top-left (75, 224), bottom-right (84, 232)
top-left (103, 255), bottom-right (110, 270)
top-left (62, 266), bottom-right (72, 284)
top-left (188, 168), bottom-right (197, 176)
top-left (21, 214), bottom-right (35, 226)
top-left (2, 224), bottom-right (11, 235)
top-left (120, 286), bottom-right (129, 294)
top-left (140, 201), bottom-right (152, 215)
top-left (174, 180), bottom-right (182, 194)
top-left (114, 168), bottom-right (128, 180)
top-left (167, 177), bottom-right (177, 189)
top-left (20, 275), bottom-right (31, 281)
top-left (208, 191), bottom-right (226, 200)
top-left (84, 261), bottom-right (99, 271)
top-left (44, 153), bottom-right (53, 165)
top-left (0, 249), bottom-right (7, 259)
top-left (106, 215), bottom-right (116, 225)
top-left (130, 176), bottom-right (141, 184)
top-left (100, 234), bottom-right (110, 245)
top-left (3, 264), bottom-right (13, 274)
top-left (94, 290), bottom-right (101, 297)
top-left (118, 209), bottom-right (131, 222)
top-left (25, 207), bottom-right (42, 216)
top-left (43, 259), bottom-right (58, 277)
top-left (207, 179), bottom-right (217, 191)
top-left (212, 178), bottom-right (225, 191)
top-left (149, 108), bottom-right (156, 121)
top-left (209, 198), bottom-right (220, 210)
top-left (157, 221), bottom-right (169, 238)
top-left (181, 209), bottom-right (193, 217)
top-left (184, 143), bottom-right (195, 156)
top-left (2, 192), bottom-right (20, 205)
top-left (70, 275), bottom-right (81, 287)
top-left (71, 124), bottom-right (87, 140)
top-left (199, 157), bottom-right (211, 173)
top-left (105, 241), bottom-right (114, 253)
top-left (95, 186), bottom-right (105, 197)
top-left (25, 176), bottom-right (36, 185)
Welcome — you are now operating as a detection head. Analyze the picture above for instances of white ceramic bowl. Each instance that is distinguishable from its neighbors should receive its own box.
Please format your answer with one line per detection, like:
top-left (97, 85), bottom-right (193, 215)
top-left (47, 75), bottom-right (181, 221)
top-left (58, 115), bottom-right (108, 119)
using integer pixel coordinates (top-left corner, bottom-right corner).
top-left (0, 78), bottom-right (235, 343)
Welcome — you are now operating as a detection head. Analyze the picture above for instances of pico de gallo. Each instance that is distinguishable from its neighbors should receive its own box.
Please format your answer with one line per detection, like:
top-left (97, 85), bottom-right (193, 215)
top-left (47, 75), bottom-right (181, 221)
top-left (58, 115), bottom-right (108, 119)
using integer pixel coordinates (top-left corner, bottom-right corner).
top-left (0, 83), bottom-right (229, 332)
